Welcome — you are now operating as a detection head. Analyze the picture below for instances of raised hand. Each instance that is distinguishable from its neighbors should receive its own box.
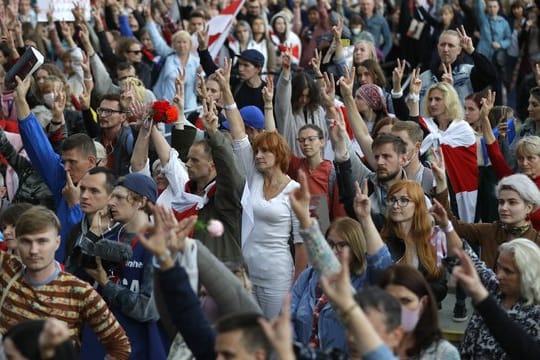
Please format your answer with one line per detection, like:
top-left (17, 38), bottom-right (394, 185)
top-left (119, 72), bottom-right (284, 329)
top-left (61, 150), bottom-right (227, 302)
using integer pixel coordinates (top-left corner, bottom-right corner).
top-left (52, 89), bottom-right (67, 118)
top-left (338, 65), bottom-right (355, 98)
top-left (289, 170), bottom-right (312, 228)
top-left (429, 199), bottom-right (450, 227)
top-left (429, 146), bottom-right (446, 183)
top-left (14, 75), bottom-right (31, 98)
top-left (310, 48), bottom-right (323, 77)
top-left (320, 247), bottom-right (355, 310)
top-left (353, 180), bottom-right (371, 219)
top-left (392, 59), bottom-right (406, 93)
top-left (120, 80), bottom-right (135, 110)
top-left (215, 57), bottom-right (232, 89)
top-left (409, 67), bottom-right (422, 95)
top-left (452, 249), bottom-right (489, 302)
top-left (281, 47), bottom-right (292, 72)
top-left (321, 72), bottom-right (336, 107)
top-left (441, 63), bottom-right (453, 85)
top-left (329, 115), bottom-right (347, 145)
top-left (332, 17), bottom-right (343, 40)
top-left (62, 169), bottom-right (80, 207)
top-left (174, 68), bottom-right (186, 110)
top-left (457, 25), bottom-right (474, 54)
top-left (138, 204), bottom-right (179, 257)
top-left (201, 97), bottom-right (219, 133)
top-left (262, 75), bottom-right (274, 104)
top-left (480, 89), bottom-right (496, 121)
top-left (197, 24), bottom-right (209, 51)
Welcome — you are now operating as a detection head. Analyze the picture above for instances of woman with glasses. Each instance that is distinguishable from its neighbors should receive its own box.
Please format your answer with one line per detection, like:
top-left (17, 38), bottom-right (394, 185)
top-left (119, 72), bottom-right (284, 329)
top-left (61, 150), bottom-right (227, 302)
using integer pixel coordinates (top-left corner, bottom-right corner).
top-left (481, 89), bottom-right (540, 230)
top-left (381, 180), bottom-right (448, 304)
top-left (290, 174), bottom-right (392, 353)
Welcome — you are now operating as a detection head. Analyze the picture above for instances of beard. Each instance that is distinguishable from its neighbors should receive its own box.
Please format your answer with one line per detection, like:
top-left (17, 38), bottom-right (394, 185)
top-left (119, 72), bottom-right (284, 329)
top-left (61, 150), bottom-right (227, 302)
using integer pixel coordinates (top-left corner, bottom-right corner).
top-left (377, 167), bottom-right (401, 183)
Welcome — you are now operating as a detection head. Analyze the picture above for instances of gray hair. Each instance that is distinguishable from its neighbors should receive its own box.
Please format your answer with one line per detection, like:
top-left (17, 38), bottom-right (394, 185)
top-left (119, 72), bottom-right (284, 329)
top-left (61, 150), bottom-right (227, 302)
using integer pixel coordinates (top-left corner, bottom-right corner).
top-left (496, 174), bottom-right (540, 211)
top-left (499, 238), bottom-right (540, 305)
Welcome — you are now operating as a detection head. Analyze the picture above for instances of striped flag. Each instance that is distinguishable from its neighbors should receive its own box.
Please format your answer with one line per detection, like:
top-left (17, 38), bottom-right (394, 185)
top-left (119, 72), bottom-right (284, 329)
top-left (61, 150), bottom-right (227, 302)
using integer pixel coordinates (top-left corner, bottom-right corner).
top-left (207, 0), bottom-right (246, 59)
top-left (420, 117), bottom-right (479, 223)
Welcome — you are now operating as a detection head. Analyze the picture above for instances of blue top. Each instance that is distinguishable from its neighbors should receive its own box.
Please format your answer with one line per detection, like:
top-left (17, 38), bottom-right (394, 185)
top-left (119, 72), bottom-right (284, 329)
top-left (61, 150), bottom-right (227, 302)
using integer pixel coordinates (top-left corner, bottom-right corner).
top-left (146, 21), bottom-right (199, 111)
top-left (363, 13), bottom-right (393, 58)
top-left (290, 245), bottom-right (393, 352)
top-left (18, 112), bottom-right (82, 261)
top-left (475, 0), bottom-right (512, 59)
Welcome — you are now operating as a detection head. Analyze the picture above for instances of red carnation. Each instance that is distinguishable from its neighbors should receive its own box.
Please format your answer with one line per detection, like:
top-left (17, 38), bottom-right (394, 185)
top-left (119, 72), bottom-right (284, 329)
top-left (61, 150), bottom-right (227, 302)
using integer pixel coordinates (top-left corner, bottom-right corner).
top-left (152, 100), bottom-right (178, 124)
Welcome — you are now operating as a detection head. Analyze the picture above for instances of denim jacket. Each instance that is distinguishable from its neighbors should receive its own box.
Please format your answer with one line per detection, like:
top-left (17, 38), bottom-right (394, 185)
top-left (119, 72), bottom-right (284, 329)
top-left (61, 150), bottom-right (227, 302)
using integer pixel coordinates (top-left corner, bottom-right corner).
top-left (475, 0), bottom-right (512, 59)
top-left (290, 224), bottom-right (392, 352)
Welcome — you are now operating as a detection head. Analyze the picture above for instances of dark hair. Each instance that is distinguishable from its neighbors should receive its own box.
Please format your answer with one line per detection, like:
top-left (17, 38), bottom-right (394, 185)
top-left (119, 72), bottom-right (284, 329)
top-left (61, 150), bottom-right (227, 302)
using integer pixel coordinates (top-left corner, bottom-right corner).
top-left (0, 203), bottom-right (33, 227)
top-left (349, 13), bottom-right (365, 27)
top-left (298, 124), bottom-right (324, 139)
top-left (372, 133), bottom-right (407, 154)
top-left (291, 72), bottom-right (321, 113)
top-left (189, 10), bottom-right (206, 20)
top-left (62, 133), bottom-right (97, 158)
top-left (465, 90), bottom-right (488, 111)
top-left (87, 167), bottom-right (118, 193)
top-left (62, 133), bottom-right (97, 157)
top-left (215, 312), bottom-right (271, 355)
top-left (100, 93), bottom-right (127, 112)
top-left (116, 61), bottom-right (135, 73)
top-left (356, 286), bottom-right (402, 332)
top-left (4, 319), bottom-right (77, 360)
top-left (379, 265), bottom-right (442, 357)
top-left (358, 59), bottom-right (386, 88)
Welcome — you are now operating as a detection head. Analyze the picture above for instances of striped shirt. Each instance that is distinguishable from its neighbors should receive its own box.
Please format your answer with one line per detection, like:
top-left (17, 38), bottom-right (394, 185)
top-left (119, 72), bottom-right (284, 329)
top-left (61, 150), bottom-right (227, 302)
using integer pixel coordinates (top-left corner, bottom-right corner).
top-left (0, 251), bottom-right (131, 359)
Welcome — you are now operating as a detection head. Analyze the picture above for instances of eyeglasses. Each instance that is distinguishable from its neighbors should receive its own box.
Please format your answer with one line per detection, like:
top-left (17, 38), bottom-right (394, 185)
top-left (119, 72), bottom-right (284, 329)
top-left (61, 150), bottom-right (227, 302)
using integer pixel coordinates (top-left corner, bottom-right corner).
top-left (97, 107), bottom-right (124, 116)
top-left (385, 196), bottom-right (411, 207)
top-left (327, 240), bottom-right (349, 251)
top-left (127, 50), bottom-right (142, 54)
top-left (296, 136), bottom-right (322, 144)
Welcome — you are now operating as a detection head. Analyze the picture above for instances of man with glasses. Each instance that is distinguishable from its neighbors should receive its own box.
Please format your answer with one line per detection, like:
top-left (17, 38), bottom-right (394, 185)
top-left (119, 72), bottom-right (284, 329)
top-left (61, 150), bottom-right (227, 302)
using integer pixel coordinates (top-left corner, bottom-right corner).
top-left (95, 94), bottom-right (135, 176)
top-left (333, 133), bottom-right (430, 229)
top-left (14, 76), bottom-right (97, 261)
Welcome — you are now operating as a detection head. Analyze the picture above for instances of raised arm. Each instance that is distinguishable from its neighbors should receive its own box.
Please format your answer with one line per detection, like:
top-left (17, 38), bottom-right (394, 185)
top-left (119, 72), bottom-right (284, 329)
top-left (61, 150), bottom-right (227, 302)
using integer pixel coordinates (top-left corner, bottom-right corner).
top-left (130, 119), bottom-right (152, 172)
top-left (339, 66), bottom-right (375, 168)
top-left (353, 180), bottom-right (385, 255)
top-left (274, 52), bottom-right (294, 136)
top-left (262, 76), bottom-right (276, 132)
top-left (215, 58), bottom-right (246, 140)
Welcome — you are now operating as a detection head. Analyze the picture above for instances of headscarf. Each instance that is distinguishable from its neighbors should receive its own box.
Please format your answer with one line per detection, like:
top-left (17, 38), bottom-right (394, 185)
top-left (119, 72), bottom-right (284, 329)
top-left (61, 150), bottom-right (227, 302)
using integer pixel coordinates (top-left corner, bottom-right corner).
top-left (357, 84), bottom-right (388, 115)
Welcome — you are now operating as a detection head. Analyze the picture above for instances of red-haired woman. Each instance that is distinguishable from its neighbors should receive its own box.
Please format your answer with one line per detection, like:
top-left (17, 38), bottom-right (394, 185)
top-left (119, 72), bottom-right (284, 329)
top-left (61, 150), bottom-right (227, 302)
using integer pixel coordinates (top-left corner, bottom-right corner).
top-left (381, 180), bottom-right (448, 304)
top-left (215, 65), bottom-right (308, 319)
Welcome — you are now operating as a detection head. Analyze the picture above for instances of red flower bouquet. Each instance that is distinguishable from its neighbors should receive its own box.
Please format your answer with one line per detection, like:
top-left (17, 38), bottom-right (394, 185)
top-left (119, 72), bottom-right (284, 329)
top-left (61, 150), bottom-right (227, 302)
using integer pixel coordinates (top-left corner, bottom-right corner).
top-left (151, 100), bottom-right (178, 124)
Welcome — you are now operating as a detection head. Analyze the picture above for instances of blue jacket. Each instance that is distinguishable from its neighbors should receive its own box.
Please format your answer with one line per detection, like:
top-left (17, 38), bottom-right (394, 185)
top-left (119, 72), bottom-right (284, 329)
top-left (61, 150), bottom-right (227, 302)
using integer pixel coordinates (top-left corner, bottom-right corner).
top-left (146, 21), bottom-right (199, 111)
top-left (18, 113), bottom-right (83, 261)
top-left (290, 245), bottom-right (393, 352)
top-left (363, 14), bottom-right (393, 58)
top-left (475, 0), bottom-right (512, 59)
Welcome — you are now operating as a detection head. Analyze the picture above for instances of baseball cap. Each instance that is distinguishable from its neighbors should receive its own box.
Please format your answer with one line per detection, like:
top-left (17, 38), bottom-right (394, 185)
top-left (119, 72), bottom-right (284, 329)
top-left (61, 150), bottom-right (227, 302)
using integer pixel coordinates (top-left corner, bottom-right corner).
top-left (222, 106), bottom-right (265, 130)
top-left (238, 49), bottom-right (265, 67)
top-left (118, 173), bottom-right (157, 203)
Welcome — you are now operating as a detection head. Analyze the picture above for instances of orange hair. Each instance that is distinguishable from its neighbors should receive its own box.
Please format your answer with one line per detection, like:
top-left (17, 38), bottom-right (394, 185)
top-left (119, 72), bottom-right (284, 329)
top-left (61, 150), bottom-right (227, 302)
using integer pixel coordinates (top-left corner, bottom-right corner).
top-left (252, 132), bottom-right (291, 173)
top-left (381, 180), bottom-right (443, 280)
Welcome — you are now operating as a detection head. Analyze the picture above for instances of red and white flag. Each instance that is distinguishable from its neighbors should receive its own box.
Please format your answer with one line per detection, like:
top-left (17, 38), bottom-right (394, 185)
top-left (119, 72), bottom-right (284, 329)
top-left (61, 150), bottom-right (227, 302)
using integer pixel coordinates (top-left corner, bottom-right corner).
top-left (207, 0), bottom-right (246, 59)
top-left (420, 117), bottom-right (479, 223)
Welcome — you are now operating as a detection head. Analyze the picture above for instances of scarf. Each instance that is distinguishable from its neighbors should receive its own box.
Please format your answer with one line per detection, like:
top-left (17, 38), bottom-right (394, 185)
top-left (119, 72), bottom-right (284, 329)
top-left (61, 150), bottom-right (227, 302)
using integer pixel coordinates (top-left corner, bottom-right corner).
top-left (171, 180), bottom-right (217, 222)
top-left (501, 221), bottom-right (532, 237)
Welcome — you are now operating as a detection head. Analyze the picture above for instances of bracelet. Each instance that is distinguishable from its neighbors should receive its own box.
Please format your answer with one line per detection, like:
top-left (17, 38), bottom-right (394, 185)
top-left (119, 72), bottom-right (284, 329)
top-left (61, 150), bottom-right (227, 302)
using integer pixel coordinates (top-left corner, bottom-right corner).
top-left (340, 303), bottom-right (359, 325)
top-left (157, 249), bottom-right (172, 263)
top-left (442, 222), bottom-right (454, 233)
top-left (84, 77), bottom-right (93, 81)
top-left (391, 88), bottom-right (403, 98)
top-left (406, 93), bottom-right (420, 103)
top-left (315, 75), bottom-right (324, 80)
top-left (224, 103), bottom-right (237, 111)
top-left (50, 121), bottom-right (63, 126)
top-left (264, 106), bottom-right (273, 110)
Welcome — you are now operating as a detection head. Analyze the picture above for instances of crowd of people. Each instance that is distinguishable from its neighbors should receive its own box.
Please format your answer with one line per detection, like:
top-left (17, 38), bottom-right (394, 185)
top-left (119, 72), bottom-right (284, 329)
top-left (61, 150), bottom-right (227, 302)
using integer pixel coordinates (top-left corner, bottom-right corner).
top-left (0, 0), bottom-right (539, 358)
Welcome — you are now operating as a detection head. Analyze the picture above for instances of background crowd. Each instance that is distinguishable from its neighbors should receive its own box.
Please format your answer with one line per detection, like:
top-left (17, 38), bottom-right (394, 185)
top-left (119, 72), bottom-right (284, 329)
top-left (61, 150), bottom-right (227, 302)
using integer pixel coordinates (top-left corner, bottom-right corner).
top-left (0, 0), bottom-right (538, 358)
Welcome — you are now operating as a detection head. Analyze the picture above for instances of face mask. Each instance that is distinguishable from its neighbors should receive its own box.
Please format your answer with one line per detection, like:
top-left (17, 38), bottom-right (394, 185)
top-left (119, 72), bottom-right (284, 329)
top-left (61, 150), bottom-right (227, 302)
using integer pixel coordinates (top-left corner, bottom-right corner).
top-left (401, 303), bottom-right (422, 332)
top-left (43, 93), bottom-right (55, 108)
top-left (352, 28), bottom-right (362, 35)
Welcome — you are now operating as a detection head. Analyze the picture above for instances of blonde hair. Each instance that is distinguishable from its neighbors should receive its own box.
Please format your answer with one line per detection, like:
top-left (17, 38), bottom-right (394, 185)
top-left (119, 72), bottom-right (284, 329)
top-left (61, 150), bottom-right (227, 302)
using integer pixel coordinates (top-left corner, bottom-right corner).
top-left (424, 82), bottom-right (463, 121)
top-left (515, 136), bottom-right (540, 158)
top-left (172, 30), bottom-right (192, 44)
top-left (499, 238), bottom-right (540, 305)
